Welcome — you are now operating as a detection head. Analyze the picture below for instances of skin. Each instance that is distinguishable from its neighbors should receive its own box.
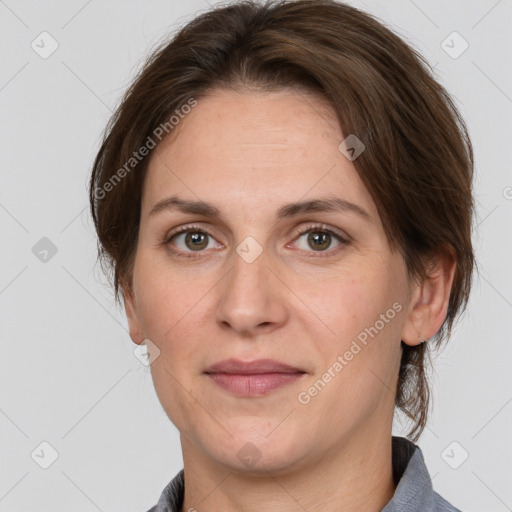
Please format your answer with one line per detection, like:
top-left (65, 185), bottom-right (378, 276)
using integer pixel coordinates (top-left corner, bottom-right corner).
top-left (124, 87), bottom-right (456, 512)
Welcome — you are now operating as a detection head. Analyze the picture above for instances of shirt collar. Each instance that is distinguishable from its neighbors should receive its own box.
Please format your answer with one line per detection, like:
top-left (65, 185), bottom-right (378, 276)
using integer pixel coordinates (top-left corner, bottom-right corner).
top-left (382, 436), bottom-right (435, 512)
top-left (153, 436), bottom-right (438, 512)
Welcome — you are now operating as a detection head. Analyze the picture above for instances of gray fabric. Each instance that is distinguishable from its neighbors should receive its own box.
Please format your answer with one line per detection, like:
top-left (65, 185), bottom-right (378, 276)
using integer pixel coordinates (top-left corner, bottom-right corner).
top-left (382, 437), bottom-right (462, 512)
top-left (147, 436), bottom-right (461, 511)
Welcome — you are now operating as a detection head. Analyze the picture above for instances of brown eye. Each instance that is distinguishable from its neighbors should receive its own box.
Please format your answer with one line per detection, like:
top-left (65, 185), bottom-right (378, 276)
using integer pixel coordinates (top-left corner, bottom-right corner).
top-left (307, 231), bottom-right (332, 251)
top-left (184, 231), bottom-right (209, 251)
top-left (295, 230), bottom-right (342, 252)
top-left (168, 229), bottom-right (215, 253)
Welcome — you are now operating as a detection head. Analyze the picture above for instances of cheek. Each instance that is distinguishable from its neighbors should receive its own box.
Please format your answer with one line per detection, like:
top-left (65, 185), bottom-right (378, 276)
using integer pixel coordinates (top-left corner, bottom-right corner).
top-left (301, 269), bottom-right (404, 394)
top-left (134, 257), bottom-right (208, 430)
top-left (328, 257), bottom-right (406, 334)
top-left (132, 249), bottom-right (206, 339)
top-left (297, 270), bottom-right (393, 350)
top-left (302, 290), bottom-right (402, 428)
top-left (133, 251), bottom-right (214, 404)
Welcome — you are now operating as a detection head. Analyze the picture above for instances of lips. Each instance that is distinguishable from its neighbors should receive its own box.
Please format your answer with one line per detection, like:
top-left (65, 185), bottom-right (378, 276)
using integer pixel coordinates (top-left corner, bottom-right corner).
top-left (204, 358), bottom-right (305, 375)
top-left (204, 358), bottom-right (306, 397)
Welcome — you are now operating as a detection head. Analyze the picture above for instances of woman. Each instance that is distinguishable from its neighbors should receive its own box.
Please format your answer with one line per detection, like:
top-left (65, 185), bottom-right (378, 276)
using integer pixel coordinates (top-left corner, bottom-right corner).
top-left (89, 1), bottom-right (474, 510)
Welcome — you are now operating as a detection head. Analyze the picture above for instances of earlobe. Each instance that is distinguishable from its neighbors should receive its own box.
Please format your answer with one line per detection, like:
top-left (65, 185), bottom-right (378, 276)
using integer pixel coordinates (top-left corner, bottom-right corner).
top-left (401, 248), bottom-right (457, 347)
top-left (123, 286), bottom-right (145, 345)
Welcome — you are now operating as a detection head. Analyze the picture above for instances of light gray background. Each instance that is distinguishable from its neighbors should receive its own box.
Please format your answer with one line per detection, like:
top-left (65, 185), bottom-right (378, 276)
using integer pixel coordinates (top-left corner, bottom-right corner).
top-left (1, 0), bottom-right (511, 511)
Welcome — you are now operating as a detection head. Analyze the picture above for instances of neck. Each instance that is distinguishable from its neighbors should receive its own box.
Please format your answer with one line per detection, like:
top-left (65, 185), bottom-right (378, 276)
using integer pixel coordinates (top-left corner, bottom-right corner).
top-left (179, 426), bottom-right (396, 512)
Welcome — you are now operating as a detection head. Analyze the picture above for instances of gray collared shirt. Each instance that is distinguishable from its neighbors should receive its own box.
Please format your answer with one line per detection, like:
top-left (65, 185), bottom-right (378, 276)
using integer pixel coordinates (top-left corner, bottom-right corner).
top-left (147, 436), bottom-right (461, 512)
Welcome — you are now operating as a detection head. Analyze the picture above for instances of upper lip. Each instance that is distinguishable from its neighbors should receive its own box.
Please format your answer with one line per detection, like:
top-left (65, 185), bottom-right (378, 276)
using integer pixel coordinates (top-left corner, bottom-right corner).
top-left (204, 358), bottom-right (305, 375)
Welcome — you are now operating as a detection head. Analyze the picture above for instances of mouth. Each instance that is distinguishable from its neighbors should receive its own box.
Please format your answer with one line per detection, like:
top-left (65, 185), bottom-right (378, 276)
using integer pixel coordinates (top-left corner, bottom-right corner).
top-left (204, 358), bottom-right (307, 397)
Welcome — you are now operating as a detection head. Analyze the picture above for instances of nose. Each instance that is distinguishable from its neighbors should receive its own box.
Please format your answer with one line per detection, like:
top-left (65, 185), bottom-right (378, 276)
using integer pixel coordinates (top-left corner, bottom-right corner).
top-left (215, 245), bottom-right (288, 337)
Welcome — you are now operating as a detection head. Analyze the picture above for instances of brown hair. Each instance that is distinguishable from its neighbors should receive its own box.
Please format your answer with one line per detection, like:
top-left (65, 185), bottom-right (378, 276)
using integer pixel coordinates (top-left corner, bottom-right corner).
top-left (89, 0), bottom-right (474, 441)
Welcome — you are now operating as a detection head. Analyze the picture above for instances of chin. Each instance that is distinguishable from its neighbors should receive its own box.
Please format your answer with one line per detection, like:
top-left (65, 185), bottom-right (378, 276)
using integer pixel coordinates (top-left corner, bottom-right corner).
top-left (203, 426), bottom-right (308, 475)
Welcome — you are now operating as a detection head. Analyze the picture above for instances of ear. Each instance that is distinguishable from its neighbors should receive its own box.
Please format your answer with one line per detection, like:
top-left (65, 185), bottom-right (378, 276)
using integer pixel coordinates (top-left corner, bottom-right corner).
top-left (123, 283), bottom-right (145, 345)
top-left (401, 247), bottom-right (457, 346)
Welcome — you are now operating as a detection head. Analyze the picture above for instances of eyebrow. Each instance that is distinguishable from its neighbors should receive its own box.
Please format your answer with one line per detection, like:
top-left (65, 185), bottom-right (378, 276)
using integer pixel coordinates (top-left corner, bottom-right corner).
top-left (149, 195), bottom-right (372, 222)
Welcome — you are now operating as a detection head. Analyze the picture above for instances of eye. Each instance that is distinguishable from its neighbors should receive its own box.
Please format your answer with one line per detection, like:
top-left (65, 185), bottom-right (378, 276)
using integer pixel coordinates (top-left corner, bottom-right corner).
top-left (163, 225), bottom-right (222, 258)
top-left (162, 222), bottom-right (350, 259)
top-left (290, 224), bottom-right (350, 256)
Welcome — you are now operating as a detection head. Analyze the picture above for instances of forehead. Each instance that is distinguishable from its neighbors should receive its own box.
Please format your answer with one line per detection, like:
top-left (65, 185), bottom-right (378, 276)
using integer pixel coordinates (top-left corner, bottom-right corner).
top-left (168, 86), bottom-right (340, 149)
top-left (142, 87), bottom-right (378, 221)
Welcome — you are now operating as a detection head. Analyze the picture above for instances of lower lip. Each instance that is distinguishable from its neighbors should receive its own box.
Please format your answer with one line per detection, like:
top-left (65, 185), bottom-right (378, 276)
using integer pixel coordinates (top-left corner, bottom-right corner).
top-left (207, 372), bottom-right (305, 396)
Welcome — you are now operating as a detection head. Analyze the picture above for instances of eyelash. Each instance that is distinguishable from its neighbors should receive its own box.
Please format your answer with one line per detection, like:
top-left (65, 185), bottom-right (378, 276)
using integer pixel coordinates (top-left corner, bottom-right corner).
top-left (162, 223), bottom-right (351, 259)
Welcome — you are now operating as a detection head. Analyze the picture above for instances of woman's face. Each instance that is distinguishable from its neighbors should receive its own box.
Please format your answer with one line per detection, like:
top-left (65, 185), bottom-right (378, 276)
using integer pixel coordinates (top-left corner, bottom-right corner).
top-left (127, 87), bottom-right (415, 473)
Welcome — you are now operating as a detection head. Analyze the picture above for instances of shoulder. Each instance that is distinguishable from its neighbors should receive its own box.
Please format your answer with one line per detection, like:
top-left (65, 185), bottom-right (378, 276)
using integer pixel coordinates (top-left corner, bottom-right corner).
top-left (145, 469), bottom-right (185, 512)
top-left (383, 437), bottom-right (463, 512)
